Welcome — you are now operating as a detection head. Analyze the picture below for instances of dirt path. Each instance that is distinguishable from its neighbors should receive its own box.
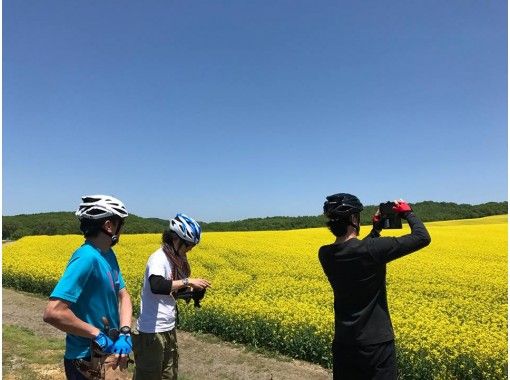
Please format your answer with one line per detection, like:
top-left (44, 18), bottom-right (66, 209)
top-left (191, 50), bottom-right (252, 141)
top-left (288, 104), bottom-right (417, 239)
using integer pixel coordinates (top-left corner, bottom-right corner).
top-left (2, 288), bottom-right (331, 379)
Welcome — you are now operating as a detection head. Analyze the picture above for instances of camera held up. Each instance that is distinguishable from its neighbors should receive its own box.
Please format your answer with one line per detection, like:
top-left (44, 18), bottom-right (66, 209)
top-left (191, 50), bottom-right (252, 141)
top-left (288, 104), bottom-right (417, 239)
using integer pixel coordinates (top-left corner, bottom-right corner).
top-left (379, 202), bottom-right (403, 229)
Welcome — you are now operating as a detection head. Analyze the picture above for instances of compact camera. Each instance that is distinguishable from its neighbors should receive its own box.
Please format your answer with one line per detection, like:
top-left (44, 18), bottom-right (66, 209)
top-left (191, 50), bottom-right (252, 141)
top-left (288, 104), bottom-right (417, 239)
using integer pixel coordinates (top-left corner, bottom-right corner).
top-left (379, 202), bottom-right (402, 229)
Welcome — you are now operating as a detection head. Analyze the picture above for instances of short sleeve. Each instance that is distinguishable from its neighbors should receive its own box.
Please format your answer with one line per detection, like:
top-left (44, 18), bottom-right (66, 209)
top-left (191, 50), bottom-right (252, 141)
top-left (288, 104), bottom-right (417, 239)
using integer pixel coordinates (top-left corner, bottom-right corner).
top-left (147, 252), bottom-right (171, 279)
top-left (50, 250), bottom-right (95, 303)
top-left (118, 271), bottom-right (126, 290)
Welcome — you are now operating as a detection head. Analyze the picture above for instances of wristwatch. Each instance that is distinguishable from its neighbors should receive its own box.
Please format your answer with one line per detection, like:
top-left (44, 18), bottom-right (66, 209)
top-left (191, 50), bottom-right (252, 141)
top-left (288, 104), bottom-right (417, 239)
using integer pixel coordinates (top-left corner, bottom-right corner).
top-left (120, 326), bottom-right (131, 335)
top-left (183, 278), bottom-right (189, 287)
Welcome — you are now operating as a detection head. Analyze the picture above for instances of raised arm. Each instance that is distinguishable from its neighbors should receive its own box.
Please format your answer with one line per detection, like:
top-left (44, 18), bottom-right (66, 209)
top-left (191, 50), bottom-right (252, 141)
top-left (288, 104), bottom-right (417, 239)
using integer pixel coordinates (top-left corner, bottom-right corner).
top-left (367, 200), bottom-right (431, 263)
top-left (368, 211), bottom-right (431, 263)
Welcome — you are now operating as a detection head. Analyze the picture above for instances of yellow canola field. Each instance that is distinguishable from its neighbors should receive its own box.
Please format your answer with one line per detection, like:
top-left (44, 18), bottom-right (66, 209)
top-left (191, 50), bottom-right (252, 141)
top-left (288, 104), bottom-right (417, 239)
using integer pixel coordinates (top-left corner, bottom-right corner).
top-left (3, 215), bottom-right (507, 379)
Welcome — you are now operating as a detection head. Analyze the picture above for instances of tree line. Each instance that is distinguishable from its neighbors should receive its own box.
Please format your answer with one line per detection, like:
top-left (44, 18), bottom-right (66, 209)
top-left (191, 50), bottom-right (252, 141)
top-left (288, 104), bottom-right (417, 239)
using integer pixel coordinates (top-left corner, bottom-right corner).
top-left (2, 213), bottom-right (168, 240)
top-left (2, 201), bottom-right (507, 240)
top-left (201, 201), bottom-right (507, 231)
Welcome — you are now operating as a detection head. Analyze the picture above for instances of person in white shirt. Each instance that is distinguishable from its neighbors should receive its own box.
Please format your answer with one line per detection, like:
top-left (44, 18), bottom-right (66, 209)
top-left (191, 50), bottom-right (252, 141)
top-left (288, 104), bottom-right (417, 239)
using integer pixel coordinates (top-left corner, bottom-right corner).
top-left (132, 213), bottom-right (210, 380)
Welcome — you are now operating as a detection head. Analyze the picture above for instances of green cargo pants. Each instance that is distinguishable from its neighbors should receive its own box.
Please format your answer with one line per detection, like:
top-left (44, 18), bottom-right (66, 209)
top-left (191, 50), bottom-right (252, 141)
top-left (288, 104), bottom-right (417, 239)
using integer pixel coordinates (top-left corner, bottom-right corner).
top-left (132, 328), bottom-right (178, 380)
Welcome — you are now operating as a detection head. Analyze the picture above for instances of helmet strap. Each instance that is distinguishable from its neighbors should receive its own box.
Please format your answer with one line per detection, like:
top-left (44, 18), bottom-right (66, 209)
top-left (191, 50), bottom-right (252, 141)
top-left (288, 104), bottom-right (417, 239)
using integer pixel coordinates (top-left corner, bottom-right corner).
top-left (101, 220), bottom-right (123, 247)
top-left (100, 228), bottom-right (117, 247)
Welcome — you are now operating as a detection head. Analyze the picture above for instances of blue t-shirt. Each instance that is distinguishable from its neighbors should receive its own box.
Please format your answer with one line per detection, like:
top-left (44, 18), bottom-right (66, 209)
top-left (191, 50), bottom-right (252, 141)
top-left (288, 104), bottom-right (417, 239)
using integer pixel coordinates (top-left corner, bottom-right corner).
top-left (50, 241), bottom-right (126, 359)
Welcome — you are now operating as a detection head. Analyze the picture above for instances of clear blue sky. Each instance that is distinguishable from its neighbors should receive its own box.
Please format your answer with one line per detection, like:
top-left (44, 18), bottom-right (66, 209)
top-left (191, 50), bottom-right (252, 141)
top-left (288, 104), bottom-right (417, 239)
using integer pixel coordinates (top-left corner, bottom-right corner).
top-left (3, 1), bottom-right (507, 222)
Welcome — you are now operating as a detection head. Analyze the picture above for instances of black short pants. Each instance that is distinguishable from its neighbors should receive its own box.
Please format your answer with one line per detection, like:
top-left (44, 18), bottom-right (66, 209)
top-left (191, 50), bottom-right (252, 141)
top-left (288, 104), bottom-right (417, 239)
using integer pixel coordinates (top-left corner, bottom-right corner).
top-left (332, 340), bottom-right (397, 380)
top-left (64, 357), bottom-right (90, 380)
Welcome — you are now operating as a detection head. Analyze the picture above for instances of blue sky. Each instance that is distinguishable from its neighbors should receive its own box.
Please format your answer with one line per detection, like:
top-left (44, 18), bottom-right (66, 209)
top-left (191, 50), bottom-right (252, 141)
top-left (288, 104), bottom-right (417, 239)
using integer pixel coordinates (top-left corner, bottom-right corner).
top-left (3, 1), bottom-right (507, 222)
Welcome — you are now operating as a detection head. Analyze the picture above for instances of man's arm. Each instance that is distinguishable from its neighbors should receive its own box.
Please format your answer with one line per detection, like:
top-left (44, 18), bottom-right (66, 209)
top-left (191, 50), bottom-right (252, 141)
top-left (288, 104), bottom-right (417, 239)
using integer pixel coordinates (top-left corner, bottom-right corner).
top-left (44, 250), bottom-right (97, 337)
top-left (43, 298), bottom-right (100, 338)
top-left (112, 288), bottom-right (134, 370)
top-left (149, 275), bottom-right (211, 295)
top-left (363, 210), bottom-right (383, 240)
top-left (367, 211), bottom-right (431, 264)
top-left (363, 228), bottom-right (381, 240)
top-left (118, 288), bottom-right (132, 329)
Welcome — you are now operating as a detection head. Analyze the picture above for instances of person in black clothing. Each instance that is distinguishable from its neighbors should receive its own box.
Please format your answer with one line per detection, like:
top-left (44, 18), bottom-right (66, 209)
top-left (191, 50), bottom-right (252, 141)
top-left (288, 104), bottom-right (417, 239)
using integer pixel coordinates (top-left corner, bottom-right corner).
top-left (318, 193), bottom-right (431, 380)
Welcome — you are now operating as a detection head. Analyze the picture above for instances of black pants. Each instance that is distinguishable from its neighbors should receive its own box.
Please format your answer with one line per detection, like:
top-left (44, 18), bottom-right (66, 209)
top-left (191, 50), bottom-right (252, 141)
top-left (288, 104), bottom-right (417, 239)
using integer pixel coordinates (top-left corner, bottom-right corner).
top-left (64, 358), bottom-right (89, 380)
top-left (332, 340), bottom-right (397, 380)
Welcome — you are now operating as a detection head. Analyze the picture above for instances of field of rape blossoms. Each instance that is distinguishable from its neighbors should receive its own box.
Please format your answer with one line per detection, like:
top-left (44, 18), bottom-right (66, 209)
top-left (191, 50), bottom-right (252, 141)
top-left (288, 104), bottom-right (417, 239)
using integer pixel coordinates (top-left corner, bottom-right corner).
top-left (3, 215), bottom-right (507, 379)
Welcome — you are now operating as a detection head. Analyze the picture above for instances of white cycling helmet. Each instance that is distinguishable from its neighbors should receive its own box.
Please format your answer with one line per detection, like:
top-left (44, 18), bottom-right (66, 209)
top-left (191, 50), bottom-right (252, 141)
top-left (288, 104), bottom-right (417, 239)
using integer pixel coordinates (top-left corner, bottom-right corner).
top-left (169, 213), bottom-right (201, 245)
top-left (75, 195), bottom-right (129, 220)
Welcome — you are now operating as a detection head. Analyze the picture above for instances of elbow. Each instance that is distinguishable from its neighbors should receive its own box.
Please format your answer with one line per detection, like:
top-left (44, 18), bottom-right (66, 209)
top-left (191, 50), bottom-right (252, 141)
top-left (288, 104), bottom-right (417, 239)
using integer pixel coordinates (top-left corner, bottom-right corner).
top-left (42, 308), bottom-right (54, 325)
top-left (421, 233), bottom-right (432, 248)
top-left (43, 306), bottom-right (60, 326)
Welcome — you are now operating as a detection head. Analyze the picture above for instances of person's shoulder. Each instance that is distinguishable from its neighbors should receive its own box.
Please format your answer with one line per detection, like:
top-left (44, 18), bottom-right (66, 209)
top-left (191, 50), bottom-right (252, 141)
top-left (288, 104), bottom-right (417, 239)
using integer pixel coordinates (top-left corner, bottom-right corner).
top-left (318, 243), bottom-right (336, 257)
top-left (318, 246), bottom-right (327, 262)
top-left (345, 238), bottom-right (369, 253)
top-left (349, 237), bottom-right (364, 246)
top-left (321, 238), bottom-right (361, 249)
top-left (147, 247), bottom-right (166, 263)
top-left (150, 247), bottom-right (165, 257)
top-left (320, 238), bottom-right (363, 254)
top-left (319, 244), bottom-right (332, 252)
top-left (71, 243), bottom-right (99, 261)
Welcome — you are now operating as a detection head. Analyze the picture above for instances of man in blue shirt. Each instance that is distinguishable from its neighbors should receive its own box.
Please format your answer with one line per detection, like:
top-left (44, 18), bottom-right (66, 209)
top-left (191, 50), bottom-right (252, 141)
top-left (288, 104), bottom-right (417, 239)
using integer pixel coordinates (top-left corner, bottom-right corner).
top-left (43, 195), bottom-right (134, 380)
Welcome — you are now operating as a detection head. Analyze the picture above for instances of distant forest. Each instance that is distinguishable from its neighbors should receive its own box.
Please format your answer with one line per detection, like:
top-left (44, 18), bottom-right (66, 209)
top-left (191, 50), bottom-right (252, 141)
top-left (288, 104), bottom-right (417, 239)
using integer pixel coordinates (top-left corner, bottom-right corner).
top-left (2, 201), bottom-right (507, 240)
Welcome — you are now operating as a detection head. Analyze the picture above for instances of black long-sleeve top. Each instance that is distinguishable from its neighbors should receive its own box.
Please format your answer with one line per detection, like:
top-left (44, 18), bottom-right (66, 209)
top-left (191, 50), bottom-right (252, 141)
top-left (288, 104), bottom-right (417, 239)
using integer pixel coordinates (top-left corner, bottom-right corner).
top-left (149, 275), bottom-right (172, 295)
top-left (318, 212), bottom-right (431, 346)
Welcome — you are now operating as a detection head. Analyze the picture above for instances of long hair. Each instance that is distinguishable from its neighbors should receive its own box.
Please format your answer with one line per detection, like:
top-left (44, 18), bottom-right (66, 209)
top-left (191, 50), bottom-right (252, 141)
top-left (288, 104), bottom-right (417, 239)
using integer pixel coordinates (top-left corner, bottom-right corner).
top-left (161, 229), bottom-right (191, 280)
top-left (162, 228), bottom-right (177, 245)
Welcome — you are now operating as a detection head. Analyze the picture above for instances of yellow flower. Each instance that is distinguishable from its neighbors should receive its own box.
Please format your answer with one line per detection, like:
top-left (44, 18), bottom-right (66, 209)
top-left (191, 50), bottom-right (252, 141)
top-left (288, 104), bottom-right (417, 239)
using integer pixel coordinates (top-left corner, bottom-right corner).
top-left (3, 215), bottom-right (507, 378)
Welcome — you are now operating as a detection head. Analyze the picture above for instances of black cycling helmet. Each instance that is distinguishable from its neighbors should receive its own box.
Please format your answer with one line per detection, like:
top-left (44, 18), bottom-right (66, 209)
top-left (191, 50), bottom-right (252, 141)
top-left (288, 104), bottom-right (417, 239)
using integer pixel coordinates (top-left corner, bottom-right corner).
top-left (323, 193), bottom-right (363, 220)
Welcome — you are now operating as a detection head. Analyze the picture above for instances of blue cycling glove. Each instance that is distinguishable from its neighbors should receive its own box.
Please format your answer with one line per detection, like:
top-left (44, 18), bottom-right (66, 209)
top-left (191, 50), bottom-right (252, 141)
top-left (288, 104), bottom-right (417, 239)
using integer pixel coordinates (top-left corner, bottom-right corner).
top-left (93, 331), bottom-right (115, 353)
top-left (112, 333), bottom-right (133, 355)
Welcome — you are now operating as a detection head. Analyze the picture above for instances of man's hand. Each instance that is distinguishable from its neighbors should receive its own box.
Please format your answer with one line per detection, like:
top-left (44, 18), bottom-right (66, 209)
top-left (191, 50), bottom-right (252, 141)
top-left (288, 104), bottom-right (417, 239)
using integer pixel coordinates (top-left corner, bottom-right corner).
top-left (392, 199), bottom-right (412, 214)
top-left (372, 209), bottom-right (382, 231)
top-left (93, 331), bottom-right (115, 353)
top-left (111, 333), bottom-right (132, 370)
top-left (189, 278), bottom-right (211, 290)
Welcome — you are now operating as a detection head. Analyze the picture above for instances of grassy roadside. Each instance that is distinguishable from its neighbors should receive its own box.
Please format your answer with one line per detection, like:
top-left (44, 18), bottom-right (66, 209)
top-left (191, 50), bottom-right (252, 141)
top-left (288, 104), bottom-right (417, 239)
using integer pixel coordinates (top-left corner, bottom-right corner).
top-left (3, 287), bottom-right (331, 379)
top-left (1, 324), bottom-right (194, 380)
top-left (2, 322), bottom-right (304, 380)
top-left (3, 324), bottom-right (65, 380)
